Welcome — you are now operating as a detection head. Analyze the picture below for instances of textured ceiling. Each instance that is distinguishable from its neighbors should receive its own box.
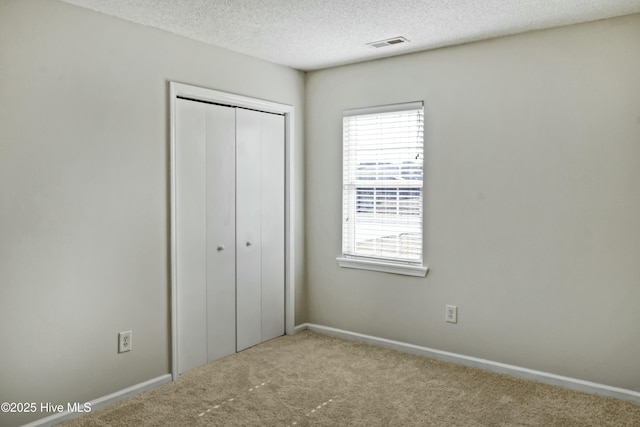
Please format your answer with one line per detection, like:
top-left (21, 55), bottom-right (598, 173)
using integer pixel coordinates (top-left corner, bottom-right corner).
top-left (60, 0), bottom-right (640, 71)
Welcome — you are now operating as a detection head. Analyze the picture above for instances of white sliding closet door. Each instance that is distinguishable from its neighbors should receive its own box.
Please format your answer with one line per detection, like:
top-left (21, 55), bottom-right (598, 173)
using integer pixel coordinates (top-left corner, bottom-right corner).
top-left (176, 99), bottom-right (208, 374)
top-left (204, 103), bottom-right (237, 362)
top-left (257, 112), bottom-right (285, 344)
top-left (236, 108), bottom-right (285, 351)
top-left (176, 99), bottom-right (237, 374)
top-left (175, 97), bottom-right (285, 373)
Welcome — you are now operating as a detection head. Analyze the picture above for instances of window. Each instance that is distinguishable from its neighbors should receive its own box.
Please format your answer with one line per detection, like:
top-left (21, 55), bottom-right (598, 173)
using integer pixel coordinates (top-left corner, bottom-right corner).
top-left (337, 101), bottom-right (428, 277)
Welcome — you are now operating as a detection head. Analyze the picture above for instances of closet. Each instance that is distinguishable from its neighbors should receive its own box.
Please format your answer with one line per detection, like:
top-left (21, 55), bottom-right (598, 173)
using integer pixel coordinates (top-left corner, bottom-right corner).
top-left (175, 97), bottom-right (285, 375)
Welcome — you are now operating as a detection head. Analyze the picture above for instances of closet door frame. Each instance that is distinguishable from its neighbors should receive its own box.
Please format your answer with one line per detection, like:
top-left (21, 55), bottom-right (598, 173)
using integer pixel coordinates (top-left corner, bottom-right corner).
top-left (169, 81), bottom-right (296, 381)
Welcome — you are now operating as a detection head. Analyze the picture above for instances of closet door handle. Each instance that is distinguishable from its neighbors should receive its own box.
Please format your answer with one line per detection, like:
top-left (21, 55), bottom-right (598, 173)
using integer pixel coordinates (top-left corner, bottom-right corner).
top-left (246, 241), bottom-right (252, 247)
top-left (217, 245), bottom-right (225, 252)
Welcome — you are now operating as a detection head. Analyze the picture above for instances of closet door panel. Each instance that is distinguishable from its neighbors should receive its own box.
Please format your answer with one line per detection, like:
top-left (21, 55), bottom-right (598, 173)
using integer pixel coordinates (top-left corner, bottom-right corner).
top-left (175, 99), bottom-right (207, 374)
top-left (205, 104), bottom-right (237, 362)
top-left (235, 108), bottom-right (263, 351)
top-left (261, 113), bottom-right (285, 342)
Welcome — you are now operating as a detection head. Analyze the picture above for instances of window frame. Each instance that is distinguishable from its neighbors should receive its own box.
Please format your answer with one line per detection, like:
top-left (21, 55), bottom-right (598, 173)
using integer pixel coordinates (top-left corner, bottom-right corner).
top-left (336, 101), bottom-right (428, 277)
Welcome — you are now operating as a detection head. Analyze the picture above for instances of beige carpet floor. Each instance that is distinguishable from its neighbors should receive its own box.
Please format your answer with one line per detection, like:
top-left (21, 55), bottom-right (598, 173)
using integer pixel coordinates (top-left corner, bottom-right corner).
top-left (61, 330), bottom-right (640, 426)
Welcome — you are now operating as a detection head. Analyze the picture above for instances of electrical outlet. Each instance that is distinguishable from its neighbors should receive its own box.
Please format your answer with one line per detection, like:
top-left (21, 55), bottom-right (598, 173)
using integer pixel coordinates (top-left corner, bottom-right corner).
top-left (445, 305), bottom-right (458, 323)
top-left (118, 330), bottom-right (132, 353)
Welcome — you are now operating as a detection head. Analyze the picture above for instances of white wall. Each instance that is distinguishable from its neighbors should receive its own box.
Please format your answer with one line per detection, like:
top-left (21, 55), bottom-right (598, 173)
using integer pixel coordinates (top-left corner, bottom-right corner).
top-left (0, 1), bottom-right (305, 425)
top-left (305, 14), bottom-right (640, 392)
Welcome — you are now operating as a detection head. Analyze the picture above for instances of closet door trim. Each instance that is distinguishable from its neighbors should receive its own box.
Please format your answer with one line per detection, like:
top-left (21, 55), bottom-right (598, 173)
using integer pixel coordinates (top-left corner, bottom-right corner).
top-left (169, 81), bottom-right (296, 381)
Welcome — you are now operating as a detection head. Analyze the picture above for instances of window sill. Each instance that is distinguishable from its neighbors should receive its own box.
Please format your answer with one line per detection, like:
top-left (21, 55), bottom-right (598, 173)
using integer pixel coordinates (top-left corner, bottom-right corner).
top-left (336, 257), bottom-right (428, 277)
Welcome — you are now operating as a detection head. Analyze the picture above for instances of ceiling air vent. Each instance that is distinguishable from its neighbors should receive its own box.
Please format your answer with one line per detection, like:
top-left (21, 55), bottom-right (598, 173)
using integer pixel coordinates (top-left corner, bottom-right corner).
top-left (367, 36), bottom-right (409, 48)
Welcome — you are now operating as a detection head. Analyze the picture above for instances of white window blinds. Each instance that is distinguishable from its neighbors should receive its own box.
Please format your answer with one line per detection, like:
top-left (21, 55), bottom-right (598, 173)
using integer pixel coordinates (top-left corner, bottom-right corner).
top-left (342, 101), bottom-right (424, 265)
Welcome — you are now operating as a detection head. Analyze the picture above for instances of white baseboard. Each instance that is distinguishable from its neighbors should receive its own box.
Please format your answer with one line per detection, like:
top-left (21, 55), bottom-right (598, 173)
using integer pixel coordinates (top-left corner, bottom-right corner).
top-left (22, 374), bottom-right (172, 427)
top-left (293, 323), bottom-right (309, 334)
top-left (299, 323), bottom-right (640, 404)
